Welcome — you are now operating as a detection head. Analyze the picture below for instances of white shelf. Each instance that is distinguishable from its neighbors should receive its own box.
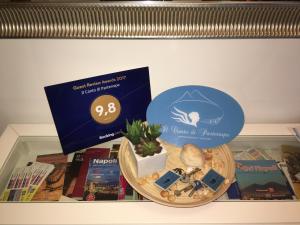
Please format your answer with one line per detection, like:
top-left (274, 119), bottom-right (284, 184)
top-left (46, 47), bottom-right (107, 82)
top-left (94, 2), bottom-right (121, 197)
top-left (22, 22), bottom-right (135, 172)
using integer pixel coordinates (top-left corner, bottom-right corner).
top-left (0, 123), bottom-right (300, 225)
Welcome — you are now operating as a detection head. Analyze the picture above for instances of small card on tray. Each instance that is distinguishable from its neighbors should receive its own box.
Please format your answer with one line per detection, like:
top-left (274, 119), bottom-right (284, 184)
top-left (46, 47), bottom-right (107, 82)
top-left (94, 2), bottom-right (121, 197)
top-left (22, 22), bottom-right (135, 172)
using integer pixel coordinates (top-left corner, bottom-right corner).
top-left (201, 169), bottom-right (225, 192)
top-left (154, 171), bottom-right (181, 190)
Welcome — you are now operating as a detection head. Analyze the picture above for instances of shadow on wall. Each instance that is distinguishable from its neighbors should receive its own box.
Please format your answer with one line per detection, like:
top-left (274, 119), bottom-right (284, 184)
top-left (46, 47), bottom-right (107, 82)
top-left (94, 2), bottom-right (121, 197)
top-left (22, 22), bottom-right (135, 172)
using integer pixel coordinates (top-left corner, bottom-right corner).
top-left (0, 115), bottom-right (8, 136)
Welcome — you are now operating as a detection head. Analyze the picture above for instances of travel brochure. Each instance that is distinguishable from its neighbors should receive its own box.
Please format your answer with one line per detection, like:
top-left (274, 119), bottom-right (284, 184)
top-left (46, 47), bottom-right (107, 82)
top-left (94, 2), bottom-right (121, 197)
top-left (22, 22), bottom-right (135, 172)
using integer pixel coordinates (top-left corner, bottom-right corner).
top-left (32, 153), bottom-right (68, 201)
top-left (0, 162), bottom-right (54, 202)
top-left (83, 158), bottom-right (120, 201)
top-left (1, 67), bottom-right (299, 205)
top-left (235, 160), bottom-right (293, 200)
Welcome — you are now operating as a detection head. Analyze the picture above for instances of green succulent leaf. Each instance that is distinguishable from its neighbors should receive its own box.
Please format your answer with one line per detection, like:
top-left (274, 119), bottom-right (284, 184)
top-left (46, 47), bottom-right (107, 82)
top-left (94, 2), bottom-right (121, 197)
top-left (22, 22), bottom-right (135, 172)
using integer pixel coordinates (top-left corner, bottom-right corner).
top-left (122, 120), bottom-right (144, 145)
top-left (144, 124), bottom-right (161, 141)
top-left (141, 141), bottom-right (159, 157)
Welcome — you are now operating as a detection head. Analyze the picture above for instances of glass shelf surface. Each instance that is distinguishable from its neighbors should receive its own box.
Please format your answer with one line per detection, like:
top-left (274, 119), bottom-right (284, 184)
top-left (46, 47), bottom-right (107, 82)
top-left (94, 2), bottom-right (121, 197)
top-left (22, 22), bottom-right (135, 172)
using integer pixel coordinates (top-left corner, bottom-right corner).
top-left (0, 135), bottom-right (299, 203)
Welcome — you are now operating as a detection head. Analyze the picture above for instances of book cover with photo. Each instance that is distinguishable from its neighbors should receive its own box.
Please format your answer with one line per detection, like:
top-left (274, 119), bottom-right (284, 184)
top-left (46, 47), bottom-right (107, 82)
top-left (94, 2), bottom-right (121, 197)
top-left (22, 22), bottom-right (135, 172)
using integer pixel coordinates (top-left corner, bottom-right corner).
top-left (282, 145), bottom-right (300, 183)
top-left (72, 148), bottom-right (110, 198)
top-left (235, 160), bottom-right (293, 200)
top-left (282, 145), bottom-right (300, 198)
top-left (83, 158), bottom-right (120, 201)
top-left (63, 152), bottom-right (84, 197)
top-left (32, 153), bottom-right (68, 201)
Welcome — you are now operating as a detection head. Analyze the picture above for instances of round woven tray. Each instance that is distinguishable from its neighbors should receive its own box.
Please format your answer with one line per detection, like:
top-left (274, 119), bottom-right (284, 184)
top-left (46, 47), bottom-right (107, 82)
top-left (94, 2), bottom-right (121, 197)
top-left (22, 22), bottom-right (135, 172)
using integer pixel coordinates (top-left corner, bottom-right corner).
top-left (119, 138), bottom-right (235, 207)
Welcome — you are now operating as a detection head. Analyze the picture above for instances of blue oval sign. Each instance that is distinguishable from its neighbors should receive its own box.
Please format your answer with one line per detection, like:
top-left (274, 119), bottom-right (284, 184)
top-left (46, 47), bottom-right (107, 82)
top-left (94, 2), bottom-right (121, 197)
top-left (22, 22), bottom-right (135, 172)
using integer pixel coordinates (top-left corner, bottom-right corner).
top-left (146, 86), bottom-right (244, 148)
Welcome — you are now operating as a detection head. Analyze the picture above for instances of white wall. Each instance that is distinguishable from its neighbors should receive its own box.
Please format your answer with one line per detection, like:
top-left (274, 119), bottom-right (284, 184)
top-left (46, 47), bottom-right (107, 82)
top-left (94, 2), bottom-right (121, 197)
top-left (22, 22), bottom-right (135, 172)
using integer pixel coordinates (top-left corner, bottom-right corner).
top-left (0, 39), bottom-right (300, 135)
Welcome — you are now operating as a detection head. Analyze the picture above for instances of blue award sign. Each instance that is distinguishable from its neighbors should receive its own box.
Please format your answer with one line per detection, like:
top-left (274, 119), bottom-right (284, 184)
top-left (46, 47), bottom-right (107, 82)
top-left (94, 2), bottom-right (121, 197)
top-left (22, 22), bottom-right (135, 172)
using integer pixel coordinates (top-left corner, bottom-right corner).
top-left (147, 86), bottom-right (244, 148)
top-left (45, 67), bottom-right (151, 154)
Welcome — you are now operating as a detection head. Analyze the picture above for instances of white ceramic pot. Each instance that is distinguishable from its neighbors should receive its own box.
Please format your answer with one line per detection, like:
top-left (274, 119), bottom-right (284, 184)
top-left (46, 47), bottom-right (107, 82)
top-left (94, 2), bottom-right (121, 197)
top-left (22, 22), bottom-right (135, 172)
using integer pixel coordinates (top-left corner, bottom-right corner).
top-left (128, 140), bottom-right (167, 178)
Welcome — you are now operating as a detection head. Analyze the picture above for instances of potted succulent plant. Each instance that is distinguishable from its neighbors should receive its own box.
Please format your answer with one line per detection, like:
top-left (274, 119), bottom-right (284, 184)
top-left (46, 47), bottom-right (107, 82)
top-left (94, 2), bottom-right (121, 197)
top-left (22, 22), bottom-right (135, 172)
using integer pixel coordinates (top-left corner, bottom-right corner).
top-left (122, 120), bottom-right (167, 178)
